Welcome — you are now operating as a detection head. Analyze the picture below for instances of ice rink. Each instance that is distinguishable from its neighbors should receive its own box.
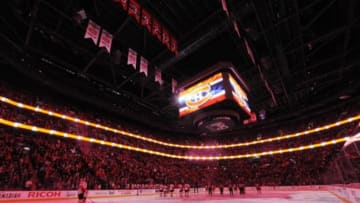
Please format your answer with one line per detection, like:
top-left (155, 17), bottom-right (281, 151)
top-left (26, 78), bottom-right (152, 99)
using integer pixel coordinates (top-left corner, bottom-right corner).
top-left (15, 191), bottom-right (348, 203)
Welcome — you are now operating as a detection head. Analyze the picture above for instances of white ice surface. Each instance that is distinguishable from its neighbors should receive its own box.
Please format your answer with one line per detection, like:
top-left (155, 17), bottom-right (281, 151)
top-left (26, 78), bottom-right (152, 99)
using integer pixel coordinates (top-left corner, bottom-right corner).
top-left (15, 191), bottom-right (345, 203)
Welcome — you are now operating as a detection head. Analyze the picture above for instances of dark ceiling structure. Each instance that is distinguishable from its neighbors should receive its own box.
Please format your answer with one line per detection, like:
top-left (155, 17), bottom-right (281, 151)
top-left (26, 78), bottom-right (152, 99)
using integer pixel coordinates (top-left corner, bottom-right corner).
top-left (0, 0), bottom-right (359, 135)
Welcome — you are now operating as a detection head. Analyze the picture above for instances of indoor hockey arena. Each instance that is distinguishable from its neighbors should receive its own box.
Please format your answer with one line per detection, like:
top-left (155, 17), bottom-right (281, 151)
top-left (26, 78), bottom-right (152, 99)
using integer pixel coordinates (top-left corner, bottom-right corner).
top-left (0, 0), bottom-right (359, 202)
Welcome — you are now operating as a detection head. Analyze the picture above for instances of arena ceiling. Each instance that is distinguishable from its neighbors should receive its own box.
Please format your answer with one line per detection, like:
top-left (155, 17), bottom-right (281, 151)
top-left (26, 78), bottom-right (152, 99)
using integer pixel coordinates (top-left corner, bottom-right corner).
top-left (0, 0), bottom-right (359, 135)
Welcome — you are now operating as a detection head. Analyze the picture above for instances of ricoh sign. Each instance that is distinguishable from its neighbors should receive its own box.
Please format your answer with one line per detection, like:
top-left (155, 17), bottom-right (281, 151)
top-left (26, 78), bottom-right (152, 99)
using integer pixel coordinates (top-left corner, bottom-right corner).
top-left (0, 191), bottom-right (63, 201)
top-left (28, 191), bottom-right (61, 198)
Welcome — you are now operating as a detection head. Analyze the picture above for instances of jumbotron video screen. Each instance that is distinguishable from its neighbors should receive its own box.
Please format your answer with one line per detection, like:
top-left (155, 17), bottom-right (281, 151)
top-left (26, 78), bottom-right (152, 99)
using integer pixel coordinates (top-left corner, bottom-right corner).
top-left (177, 67), bottom-right (252, 119)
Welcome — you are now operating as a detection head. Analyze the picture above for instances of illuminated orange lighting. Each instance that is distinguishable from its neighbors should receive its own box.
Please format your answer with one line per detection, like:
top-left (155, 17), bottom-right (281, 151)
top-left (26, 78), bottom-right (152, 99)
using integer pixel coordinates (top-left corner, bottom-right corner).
top-left (0, 96), bottom-right (359, 150)
top-left (0, 115), bottom-right (347, 160)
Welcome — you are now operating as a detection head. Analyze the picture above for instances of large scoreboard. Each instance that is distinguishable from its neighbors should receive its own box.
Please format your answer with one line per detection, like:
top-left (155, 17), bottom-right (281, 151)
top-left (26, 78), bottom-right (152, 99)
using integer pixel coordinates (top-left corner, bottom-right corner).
top-left (178, 72), bottom-right (227, 117)
top-left (228, 73), bottom-right (251, 115)
top-left (177, 64), bottom-right (253, 122)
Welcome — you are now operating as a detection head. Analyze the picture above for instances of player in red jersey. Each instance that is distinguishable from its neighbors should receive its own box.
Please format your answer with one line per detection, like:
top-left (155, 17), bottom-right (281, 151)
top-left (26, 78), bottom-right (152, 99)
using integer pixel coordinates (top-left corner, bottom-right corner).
top-left (77, 178), bottom-right (88, 203)
top-left (178, 184), bottom-right (184, 197)
top-left (184, 183), bottom-right (190, 197)
top-left (256, 183), bottom-right (262, 194)
top-left (169, 183), bottom-right (175, 197)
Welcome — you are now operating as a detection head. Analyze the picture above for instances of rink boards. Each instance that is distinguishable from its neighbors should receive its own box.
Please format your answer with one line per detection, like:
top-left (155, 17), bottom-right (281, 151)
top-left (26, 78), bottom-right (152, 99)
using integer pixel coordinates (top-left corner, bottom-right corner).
top-left (0, 185), bottom-right (359, 202)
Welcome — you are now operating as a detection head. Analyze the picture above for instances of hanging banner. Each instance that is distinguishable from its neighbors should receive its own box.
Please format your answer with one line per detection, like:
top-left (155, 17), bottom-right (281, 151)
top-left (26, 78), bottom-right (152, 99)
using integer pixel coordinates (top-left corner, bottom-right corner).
top-left (114, 0), bottom-right (178, 54)
top-left (114, 0), bottom-right (128, 11)
top-left (162, 29), bottom-right (171, 50)
top-left (152, 19), bottom-right (162, 42)
top-left (141, 9), bottom-right (152, 32)
top-left (127, 48), bottom-right (138, 69)
top-left (139, 57), bottom-right (148, 76)
top-left (128, 0), bottom-right (141, 23)
top-left (84, 20), bottom-right (101, 45)
top-left (155, 68), bottom-right (162, 85)
top-left (170, 36), bottom-right (178, 54)
top-left (99, 29), bottom-right (113, 53)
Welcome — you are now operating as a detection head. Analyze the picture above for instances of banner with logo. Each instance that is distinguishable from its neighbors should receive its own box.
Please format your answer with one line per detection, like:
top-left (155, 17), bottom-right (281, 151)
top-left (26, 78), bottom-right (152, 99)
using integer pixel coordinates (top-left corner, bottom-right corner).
top-left (114, 0), bottom-right (178, 54)
top-left (84, 20), bottom-right (101, 44)
top-left (141, 9), bottom-right (152, 32)
top-left (140, 57), bottom-right (148, 76)
top-left (162, 29), bottom-right (171, 50)
top-left (127, 48), bottom-right (138, 69)
top-left (155, 68), bottom-right (162, 85)
top-left (128, 0), bottom-right (141, 23)
top-left (170, 36), bottom-right (178, 54)
top-left (99, 29), bottom-right (113, 53)
top-left (114, 0), bottom-right (128, 11)
top-left (0, 191), bottom-right (65, 201)
top-left (152, 19), bottom-right (162, 42)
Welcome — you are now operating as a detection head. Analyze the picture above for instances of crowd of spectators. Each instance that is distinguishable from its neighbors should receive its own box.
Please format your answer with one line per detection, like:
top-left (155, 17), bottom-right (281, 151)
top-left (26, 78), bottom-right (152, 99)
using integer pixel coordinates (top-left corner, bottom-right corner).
top-left (0, 82), bottom-right (358, 190)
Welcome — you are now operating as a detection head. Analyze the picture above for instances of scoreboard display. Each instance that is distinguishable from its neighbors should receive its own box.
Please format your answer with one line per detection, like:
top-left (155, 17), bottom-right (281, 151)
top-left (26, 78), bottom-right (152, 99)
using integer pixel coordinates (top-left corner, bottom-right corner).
top-left (228, 73), bottom-right (251, 115)
top-left (177, 68), bottom-right (252, 118)
top-left (178, 73), bottom-right (226, 117)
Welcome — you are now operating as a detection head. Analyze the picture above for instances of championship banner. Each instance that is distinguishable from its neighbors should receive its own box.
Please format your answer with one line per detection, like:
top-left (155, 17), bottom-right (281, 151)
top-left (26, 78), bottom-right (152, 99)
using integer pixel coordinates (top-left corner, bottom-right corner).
top-left (170, 36), bottom-right (178, 54)
top-left (139, 57), bottom-right (148, 76)
top-left (84, 20), bottom-right (101, 45)
top-left (128, 0), bottom-right (141, 23)
top-left (127, 48), bottom-right (138, 69)
top-left (114, 0), bottom-right (128, 11)
top-left (162, 29), bottom-right (171, 50)
top-left (152, 19), bottom-right (162, 42)
top-left (99, 29), bottom-right (113, 53)
top-left (141, 9), bottom-right (152, 32)
top-left (155, 68), bottom-right (162, 85)
top-left (114, 0), bottom-right (178, 54)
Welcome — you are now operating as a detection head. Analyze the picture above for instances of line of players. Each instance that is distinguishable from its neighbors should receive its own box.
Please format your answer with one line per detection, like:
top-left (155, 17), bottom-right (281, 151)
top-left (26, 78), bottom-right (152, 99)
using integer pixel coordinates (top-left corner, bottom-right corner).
top-left (77, 178), bottom-right (262, 202)
top-left (158, 183), bottom-right (192, 197)
top-left (207, 183), bottom-right (261, 196)
top-left (157, 183), bottom-right (262, 197)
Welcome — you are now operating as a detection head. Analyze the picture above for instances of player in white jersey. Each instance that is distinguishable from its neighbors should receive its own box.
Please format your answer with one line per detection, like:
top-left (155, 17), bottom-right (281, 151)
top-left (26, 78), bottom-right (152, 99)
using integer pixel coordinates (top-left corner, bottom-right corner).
top-left (78, 178), bottom-right (88, 203)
